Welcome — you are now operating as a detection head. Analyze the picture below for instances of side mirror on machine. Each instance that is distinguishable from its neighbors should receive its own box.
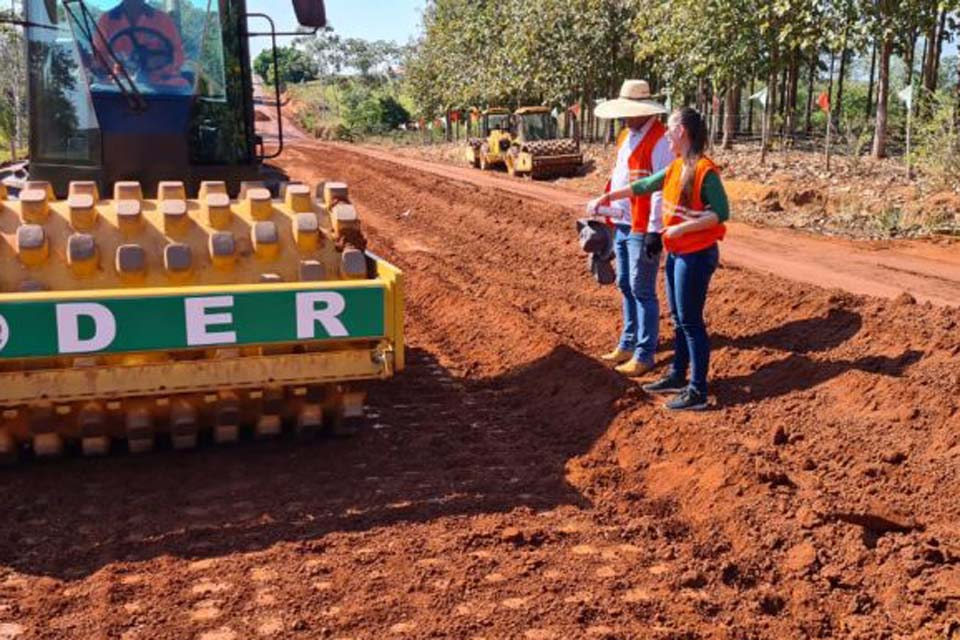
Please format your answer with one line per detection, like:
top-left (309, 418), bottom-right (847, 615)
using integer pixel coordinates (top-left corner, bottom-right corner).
top-left (292, 0), bottom-right (326, 28)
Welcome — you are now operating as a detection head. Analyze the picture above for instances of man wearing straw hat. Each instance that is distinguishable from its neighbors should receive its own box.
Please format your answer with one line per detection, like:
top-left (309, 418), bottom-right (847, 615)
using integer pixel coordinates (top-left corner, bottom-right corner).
top-left (590, 80), bottom-right (672, 377)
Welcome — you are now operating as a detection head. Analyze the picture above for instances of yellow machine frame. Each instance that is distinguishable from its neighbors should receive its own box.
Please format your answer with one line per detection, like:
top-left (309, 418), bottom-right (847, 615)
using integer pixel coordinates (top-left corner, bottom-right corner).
top-left (0, 179), bottom-right (404, 459)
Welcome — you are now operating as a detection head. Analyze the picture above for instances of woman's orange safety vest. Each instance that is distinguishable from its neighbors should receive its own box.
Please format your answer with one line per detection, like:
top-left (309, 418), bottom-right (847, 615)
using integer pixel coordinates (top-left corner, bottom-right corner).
top-left (661, 156), bottom-right (726, 254)
top-left (613, 120), bottom-right (666, 233)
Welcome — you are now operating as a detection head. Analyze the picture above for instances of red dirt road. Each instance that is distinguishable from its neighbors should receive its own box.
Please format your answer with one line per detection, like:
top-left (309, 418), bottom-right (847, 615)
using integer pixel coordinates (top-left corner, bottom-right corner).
top-left (1, 141), bottom-right (959, 639)
top-left (344, 142), bottom-right (960, 308)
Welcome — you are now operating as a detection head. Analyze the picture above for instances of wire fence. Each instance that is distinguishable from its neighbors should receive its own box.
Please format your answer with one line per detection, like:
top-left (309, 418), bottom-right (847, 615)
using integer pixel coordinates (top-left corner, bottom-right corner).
top-left (392, 112), bottom-right (911, 159)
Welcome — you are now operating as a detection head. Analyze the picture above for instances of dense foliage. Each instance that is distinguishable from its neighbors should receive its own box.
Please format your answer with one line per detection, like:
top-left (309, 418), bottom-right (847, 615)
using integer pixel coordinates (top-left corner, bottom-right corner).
top-left (405, 0), bottom-right (960, 159)
top-left (0, 18), bottom-right (26, 161)
top-left (294, 27), bottom-right (407, 81)
top-left (287, 26), bottom-right (412, 137)
top-left (253, 46), bottom-right (318, 87)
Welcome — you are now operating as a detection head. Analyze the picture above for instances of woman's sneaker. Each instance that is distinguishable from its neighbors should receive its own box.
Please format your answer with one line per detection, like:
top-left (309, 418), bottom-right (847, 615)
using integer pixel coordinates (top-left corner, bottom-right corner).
top-left (664, 388), bottom-right (709, 412)
top-left (642, 374), bottom-right (687, 395)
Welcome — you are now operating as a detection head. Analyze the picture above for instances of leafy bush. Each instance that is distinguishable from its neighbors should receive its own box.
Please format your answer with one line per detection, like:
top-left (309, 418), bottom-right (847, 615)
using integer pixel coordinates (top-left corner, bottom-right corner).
top-left (913, 92), bottom-right (960, 189)
top-left (340, 85), bottom-right (410, 136)
top-left (254, 46), bottom-right (318, 87)
top-left (839, 116), bottom-right (874, 168)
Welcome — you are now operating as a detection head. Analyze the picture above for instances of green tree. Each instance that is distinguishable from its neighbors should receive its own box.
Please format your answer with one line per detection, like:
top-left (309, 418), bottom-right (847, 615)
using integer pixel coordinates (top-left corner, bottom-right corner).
top-left (339, 85), bottom-right (410, 134)
top-left (295, 26), bottom-right (345, 78)
top-left (341, 38), bottom-right (403, 79)
top-left (0, 20), bottom-right (27, 160)
top-left (253, 46), bottom-right (318, 87)
top-left (407, 0), bottom-right (642, 119)
top-left (405, 0), bottom-right (960, 159)
top-left (378, 95), bottom-right (410, 129)
top-left (861, 0), bottom-right (920, 158)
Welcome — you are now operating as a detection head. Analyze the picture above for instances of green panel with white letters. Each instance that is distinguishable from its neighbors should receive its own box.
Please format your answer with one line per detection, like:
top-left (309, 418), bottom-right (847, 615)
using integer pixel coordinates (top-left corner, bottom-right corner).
top-left (0, 285), bottom-right (385, 359)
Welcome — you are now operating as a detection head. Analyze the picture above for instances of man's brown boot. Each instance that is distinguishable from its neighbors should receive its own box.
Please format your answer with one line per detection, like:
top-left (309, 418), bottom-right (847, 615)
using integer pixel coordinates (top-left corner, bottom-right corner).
top-left (600, 348), bottom-right (634, 364)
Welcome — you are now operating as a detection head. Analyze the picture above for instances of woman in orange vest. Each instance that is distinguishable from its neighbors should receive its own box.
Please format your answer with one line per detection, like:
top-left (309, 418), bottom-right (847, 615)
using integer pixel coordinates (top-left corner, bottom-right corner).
top-left (593, 107), bottom-right (728, 411)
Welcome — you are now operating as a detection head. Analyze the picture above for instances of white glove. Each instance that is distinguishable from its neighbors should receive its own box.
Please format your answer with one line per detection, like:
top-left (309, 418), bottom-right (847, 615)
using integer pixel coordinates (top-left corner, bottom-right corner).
top-left (586, 197), bottom-right (603, 216)
top-left (587, 199), bottom-right (626, 221)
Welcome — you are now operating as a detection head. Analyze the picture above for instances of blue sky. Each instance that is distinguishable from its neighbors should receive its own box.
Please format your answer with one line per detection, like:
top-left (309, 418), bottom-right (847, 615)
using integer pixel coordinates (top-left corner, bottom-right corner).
top-left (247, 0), bottom-right (424, 57)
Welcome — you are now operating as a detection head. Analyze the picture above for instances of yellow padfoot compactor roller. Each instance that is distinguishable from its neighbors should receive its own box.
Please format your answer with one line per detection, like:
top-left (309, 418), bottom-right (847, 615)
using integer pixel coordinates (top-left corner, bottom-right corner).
top-left (466, 107), bottom-right (581, 179)
top-left (505, 107), bottom-right (582, 179)
top-left (0, 180), bottom-right (403, 461)
top-left (0, 0), bottom-right (404, 461)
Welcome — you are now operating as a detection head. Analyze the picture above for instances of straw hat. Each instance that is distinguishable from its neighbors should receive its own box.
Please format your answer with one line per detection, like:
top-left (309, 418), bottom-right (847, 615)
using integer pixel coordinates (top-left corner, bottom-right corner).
top-left (594, 80), bottom-right (667, 119)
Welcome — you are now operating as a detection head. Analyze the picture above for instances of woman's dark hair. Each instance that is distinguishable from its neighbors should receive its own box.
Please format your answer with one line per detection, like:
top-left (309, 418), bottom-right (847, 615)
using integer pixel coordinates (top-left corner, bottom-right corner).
top-left (675, 107), bottom-right (707, 156)
top-left (671, 107), bottom-right (708, 206)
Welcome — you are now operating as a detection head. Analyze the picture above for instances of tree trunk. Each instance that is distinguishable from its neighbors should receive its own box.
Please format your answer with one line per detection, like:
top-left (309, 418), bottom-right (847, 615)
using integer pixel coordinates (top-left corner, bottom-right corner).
top-left (785, 49), bottom-right (799, 138)
top-left (836, 45), bottom-right (849, 127)
top-left (866, 42), bottom-right (877, 120)
top-left (825, 53), bottom-right (835, 171)
top-left (789, 51), bottom-right (800, 113)
top-left (826, 50), bottom-right (835, 127)
top-left (778, 65), bottom-right (788, 137)
top-left (769, 48), bottom-right (779, 118)
top-left (577, 95), bottom-right (585, 143)
top-left (919, 33), bottom-right (928, 90)
top-left (905, 30), bottom-right (917, 89)
top-left (10, 0), bottom-right (22, 160)
top-left (747, 76), bottom-right (755, 134)
top-left (954, 53), bottom-right (960, 133)
top-left (733, 84), bottom-right (742, 136)
top-left (804, 54), bottom-right (816, 133)
top-left (762, 57), bottom-right (777, 164)
top-left (933, 8), bottom-right (947, 91)
top-left (779, 68), bottom-right (787, 115)
top-left (722, 84), bottom-right (737, 149)
top-left (709, 83), bottom-right (721, 149)
top-left (872, 37), bottom-right (892, 159)
top-left (923, 28), bottom-right (935, 93)
top-left (922, 10), bottom-right (945, 94)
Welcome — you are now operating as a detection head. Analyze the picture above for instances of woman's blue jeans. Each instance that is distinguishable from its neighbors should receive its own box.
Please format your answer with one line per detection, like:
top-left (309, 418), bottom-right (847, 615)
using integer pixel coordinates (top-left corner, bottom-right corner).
top-left (613, 224), bottom-right (660, 364)
top-left (664, 244), bottom-right (719, 394)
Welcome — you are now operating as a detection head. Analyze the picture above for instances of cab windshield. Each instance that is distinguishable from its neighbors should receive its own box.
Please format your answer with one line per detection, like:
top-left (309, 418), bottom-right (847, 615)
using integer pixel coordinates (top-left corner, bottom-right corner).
top-left (486, 113), bottom-right (509, 133)
top-left (64, 0), bottom-right (227, 98)
top-left (519, 113), bottom-right (556, 141)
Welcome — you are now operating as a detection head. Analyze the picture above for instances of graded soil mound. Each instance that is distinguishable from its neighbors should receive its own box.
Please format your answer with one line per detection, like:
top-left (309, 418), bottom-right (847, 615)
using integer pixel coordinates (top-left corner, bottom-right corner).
top-left (1, 142), bottom-right (957, 639)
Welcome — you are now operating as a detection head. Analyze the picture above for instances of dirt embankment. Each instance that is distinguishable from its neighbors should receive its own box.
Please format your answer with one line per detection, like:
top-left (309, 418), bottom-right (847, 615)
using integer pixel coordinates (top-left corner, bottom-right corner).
top-left (1, 142), bottom-right (958, 640)
top-left (374, 138), bottom-right (960, 240)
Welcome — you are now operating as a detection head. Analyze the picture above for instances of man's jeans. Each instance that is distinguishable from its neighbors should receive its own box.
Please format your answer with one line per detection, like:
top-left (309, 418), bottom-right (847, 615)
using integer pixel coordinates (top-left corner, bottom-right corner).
top-left (614, 225), bottom-right (660, 364)
top-left (665, 244), bottom-right (720, 394)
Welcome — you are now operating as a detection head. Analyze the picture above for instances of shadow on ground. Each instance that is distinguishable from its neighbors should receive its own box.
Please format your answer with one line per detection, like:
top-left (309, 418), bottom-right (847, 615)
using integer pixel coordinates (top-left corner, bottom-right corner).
top-left (712, 308), bottom-right (924, 406)
top-left (0, 345), bottom-right (628, 580)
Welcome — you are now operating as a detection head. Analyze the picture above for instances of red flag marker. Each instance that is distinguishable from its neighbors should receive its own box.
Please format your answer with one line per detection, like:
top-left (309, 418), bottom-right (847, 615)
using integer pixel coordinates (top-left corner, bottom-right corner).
top-left (817, 92), bottom-right (830, 113)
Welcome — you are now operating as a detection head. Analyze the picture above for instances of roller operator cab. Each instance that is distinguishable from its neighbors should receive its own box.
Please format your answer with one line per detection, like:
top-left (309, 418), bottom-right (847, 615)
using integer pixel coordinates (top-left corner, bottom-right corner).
top-left (25, 0), bottom-right (326, 197)
top-left (505, 107), bottom-right (582, 179)
top-left (464, 108), bottom-right (511, 170)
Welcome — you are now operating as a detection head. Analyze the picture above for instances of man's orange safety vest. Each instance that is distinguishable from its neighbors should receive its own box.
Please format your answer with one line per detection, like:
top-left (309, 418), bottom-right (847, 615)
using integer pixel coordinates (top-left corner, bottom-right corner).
top-left (614, 119), bottom-right (666, 234)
